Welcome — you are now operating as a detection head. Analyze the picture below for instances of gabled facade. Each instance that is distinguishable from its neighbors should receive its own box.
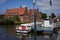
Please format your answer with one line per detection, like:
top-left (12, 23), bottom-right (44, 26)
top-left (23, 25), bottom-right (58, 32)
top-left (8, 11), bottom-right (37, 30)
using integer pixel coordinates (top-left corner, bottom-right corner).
top-left (5, 7), bottom-right (41, 22)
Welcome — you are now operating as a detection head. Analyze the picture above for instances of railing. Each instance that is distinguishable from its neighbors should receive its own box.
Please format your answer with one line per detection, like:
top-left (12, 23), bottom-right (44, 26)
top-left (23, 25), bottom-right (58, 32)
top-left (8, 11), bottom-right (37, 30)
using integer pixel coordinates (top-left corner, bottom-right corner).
top-left (54, 22), bottom-right (60, 28)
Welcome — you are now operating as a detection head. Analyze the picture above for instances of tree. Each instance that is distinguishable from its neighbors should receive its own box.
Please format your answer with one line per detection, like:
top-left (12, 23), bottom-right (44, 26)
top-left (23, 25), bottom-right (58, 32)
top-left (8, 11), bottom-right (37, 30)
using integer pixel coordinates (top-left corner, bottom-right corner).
top-left (0, 14), bottom-right (4, 19)
top-left (12, 15), bottom-right (20, 24)
top-left (0, 14), bottom-right (4, 24)
top-left (50, 13), bottom-right (56, 19)
top-left (0, 15), bottom-right (21, 25)
top-left (41, 13), bottom-right (47, 19)
top-left (13, 15), bottom-right (20, 21)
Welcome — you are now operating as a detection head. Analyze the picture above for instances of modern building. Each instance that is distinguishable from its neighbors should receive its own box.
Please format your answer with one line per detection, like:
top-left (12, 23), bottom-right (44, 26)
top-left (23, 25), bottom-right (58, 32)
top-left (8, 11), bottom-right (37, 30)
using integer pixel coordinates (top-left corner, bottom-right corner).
top-left (5, 7), bottom-right (41, 22)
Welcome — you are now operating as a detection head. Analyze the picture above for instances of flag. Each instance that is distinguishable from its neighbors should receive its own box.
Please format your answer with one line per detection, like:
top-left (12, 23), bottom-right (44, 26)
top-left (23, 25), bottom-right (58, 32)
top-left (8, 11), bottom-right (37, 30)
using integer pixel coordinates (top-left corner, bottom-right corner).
top-left (50, 0), bottom-right (52, 6)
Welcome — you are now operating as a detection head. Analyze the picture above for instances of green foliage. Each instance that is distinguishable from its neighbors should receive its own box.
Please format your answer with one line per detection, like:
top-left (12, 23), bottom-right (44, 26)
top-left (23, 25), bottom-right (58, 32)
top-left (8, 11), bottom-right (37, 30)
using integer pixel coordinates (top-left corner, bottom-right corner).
top-left (0, 18), bottom-right (14, 25)
top-left (0, 15), bottom-right (20, 25)
top-left (41, 13), bottom-right (47, 19)
top-left (49, 13), bottom-right (56, 19)
top-left (0, 14), bottom-right (4, 19)
top-left (13, 15), bottom-right (20, 21)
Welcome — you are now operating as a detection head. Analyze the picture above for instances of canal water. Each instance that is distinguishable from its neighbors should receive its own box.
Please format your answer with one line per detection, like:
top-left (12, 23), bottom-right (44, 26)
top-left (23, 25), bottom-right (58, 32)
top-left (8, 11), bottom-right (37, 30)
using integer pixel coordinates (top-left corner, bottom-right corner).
top-left (0, 25), bottom-right (58, 40)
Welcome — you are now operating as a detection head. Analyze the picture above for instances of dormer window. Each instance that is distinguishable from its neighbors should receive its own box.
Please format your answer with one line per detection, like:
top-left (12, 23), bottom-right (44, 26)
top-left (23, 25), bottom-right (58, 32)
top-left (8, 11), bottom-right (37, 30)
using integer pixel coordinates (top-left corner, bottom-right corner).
top-left (24, 16), bottom-right (28, 19)
top-left (15, 12), bottom-right (18, 15)
top-left (20, 15), bottom-right (23, 16)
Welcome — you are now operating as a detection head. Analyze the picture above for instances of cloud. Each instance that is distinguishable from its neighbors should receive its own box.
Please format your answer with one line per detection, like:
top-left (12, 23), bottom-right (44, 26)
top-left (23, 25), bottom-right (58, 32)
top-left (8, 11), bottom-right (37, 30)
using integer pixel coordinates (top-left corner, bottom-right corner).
top-left (41, 6), bottom-right (51, 10)
top-left (41, 6), bottom-right (60, 10)
top-left (36, 0), bottom-right (60, 10)
top-left (0, 0), bottom-right (6, 4)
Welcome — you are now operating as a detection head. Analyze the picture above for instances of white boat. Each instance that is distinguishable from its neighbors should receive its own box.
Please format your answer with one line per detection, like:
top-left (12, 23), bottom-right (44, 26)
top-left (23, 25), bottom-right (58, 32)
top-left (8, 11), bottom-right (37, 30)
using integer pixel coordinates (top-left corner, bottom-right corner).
top-left (16, 24), bottom-right (32, 33)
top-left (41, 19), bottom-right (55, 33)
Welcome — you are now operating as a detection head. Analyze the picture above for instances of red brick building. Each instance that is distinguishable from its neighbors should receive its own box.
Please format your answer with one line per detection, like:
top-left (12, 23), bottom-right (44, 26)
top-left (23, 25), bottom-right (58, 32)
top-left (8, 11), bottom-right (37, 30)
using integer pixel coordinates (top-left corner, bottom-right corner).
top-left (5, 7), bottom-right (41, 22)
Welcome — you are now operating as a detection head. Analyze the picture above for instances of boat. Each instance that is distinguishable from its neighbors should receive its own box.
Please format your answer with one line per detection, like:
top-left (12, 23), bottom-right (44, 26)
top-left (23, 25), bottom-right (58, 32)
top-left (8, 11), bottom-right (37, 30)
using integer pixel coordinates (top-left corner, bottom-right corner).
top-left (16, 24), bottom-right (32, 33)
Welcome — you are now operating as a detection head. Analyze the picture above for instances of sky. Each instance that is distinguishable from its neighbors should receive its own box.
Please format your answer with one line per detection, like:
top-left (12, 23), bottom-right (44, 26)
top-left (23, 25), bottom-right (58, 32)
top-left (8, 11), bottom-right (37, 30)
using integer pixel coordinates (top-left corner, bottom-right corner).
top-left (0, 0), bottom-right (60, 16)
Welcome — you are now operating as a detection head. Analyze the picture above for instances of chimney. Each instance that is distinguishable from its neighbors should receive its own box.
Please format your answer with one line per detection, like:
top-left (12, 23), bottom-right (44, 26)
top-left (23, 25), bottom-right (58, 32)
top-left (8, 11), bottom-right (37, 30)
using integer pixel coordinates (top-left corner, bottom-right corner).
top-left (7, 9), bottom-right (8, 10)
top-left (20, 6), bottom-right (22, 8)
top-left (37, 8), bottom-right (39, 12)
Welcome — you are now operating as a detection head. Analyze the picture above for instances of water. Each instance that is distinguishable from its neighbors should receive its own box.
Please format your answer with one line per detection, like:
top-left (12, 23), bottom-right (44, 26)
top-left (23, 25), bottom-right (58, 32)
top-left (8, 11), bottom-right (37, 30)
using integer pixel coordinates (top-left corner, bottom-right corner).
top-left (0, 25), bottom-right (58, 40)
top-left (0, 25), bottom-right (16, 40)
top-left (16, 33), bottom-right (51, 40)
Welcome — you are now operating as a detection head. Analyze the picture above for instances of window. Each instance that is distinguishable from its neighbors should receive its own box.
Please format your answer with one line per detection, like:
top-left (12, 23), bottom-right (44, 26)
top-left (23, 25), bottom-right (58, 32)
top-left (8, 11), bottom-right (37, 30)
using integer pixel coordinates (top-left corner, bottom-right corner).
top-left (20, 15), bottom-right (23, 16)
top-left (15, 12), bottom-right (18, 15)
top-left (49, 20), bottom-right (52, 24)
top-left (24, 16), bottom-right (28, 19)
top-left (10, 13), bottom-right (14, 15)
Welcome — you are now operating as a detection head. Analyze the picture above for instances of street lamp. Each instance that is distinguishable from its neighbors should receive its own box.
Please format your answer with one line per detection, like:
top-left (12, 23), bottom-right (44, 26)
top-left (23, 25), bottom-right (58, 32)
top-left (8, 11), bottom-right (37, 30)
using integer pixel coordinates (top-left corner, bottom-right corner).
top-left (32, 0), bottom-right (52, 32)
top-left (33, 0), bottom-right (36, 32)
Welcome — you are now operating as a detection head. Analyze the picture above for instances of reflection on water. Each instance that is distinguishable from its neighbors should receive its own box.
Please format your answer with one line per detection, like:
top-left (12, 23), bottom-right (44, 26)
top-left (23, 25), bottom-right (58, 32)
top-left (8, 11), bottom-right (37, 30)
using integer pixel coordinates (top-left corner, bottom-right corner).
top-left (17, 33), bottom-right (31, 40)
top-left (16, 32), bottom-right (52, 40)
top-left (16, 31), bottom-right (58, 40)
top-left (0, 25), bottom-right (7, 40)
top-left (0, 25), bottom-right (16, 40)
top-left (0, 25), bottom-right (57, 40)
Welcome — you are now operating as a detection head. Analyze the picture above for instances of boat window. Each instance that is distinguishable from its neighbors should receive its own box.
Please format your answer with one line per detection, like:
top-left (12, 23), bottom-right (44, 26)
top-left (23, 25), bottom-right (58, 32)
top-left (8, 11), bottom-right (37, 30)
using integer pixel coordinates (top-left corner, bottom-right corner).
top-left (49, 20), bottom-right (52, 24)
top-left (27, 26), bottom-right (31, 27)
top-left (37, 24), bottom-right (42, 27)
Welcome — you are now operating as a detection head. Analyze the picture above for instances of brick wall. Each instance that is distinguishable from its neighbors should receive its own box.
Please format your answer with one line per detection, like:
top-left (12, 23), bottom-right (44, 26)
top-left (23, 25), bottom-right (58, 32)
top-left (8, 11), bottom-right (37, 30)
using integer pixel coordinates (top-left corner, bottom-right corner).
top-left (5, 7), bottom-right (41, 23)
